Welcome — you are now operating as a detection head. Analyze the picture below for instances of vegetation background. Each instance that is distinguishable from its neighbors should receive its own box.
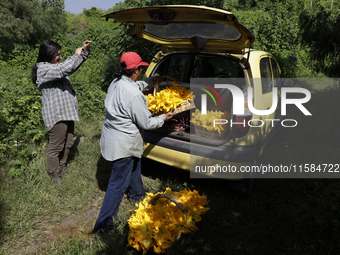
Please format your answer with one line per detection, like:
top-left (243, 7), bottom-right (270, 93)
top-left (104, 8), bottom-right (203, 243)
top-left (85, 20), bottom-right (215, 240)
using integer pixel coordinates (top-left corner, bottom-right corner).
top-left (0, 0), bottom-right (339, 254)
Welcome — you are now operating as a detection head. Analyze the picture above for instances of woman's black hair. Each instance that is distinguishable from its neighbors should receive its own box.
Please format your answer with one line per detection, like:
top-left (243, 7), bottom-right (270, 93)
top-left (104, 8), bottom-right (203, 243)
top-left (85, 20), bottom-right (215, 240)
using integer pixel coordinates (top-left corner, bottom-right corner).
top-left (114, 62), bottom-right (141, 78)
top-left (31, 40), bottom-right (61, 84)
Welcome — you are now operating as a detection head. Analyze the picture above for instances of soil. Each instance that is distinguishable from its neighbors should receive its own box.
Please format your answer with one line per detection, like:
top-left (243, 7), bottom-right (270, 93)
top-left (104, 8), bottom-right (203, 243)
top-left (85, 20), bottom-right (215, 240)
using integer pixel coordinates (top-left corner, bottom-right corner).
top-left (21, 207), bottom-right (100, 254)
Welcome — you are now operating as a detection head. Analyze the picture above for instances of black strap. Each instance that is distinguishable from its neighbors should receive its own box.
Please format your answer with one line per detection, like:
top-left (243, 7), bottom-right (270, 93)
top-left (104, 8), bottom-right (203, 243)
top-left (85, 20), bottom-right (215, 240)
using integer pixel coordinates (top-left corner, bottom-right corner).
top-left (148, 194), bottom-right (188, 214)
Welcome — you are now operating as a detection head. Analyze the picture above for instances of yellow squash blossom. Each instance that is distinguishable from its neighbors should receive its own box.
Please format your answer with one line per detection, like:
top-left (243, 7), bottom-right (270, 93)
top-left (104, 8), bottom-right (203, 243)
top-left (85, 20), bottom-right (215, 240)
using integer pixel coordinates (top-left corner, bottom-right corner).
top-left (127, 188), bottom-right (209, 254)
top-left (145, 81), bottom-right (195, 115)
top-left (191, 109), bottom-right (231, 134)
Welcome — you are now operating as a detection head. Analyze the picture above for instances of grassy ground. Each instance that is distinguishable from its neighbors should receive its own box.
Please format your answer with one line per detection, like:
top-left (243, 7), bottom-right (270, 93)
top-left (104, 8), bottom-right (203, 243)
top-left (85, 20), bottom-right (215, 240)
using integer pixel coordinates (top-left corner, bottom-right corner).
top-left (0, 82), bottom-right (339, 255)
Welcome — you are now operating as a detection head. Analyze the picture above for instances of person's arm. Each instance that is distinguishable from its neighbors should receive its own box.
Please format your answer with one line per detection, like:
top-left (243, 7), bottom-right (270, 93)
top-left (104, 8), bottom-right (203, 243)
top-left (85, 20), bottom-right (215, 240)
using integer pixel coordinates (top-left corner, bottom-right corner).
top-left (36, 54), bottom-right (84, 86)
top-left (130, 94), bottom-right (171, 130)
top-left (80, 40), bottom-right (91, 60)
top-left (36, 40), bottom-right (92, 87)
top-left (135, 77), bottom-right (154, 92)
top-left (136, 76), bottom-right (164, 92)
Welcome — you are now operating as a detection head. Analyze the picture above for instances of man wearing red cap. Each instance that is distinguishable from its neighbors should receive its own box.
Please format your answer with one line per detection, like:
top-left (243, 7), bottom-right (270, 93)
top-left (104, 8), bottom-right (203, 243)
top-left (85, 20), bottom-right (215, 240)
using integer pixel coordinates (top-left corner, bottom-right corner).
top-left (92, 52), bottom-right (172, 234)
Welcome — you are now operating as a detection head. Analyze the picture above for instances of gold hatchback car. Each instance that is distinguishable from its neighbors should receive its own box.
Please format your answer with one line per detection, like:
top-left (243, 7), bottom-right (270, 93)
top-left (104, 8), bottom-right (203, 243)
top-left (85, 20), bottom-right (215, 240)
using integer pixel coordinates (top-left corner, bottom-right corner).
top-left (103, 5), bottom-right (290, 194)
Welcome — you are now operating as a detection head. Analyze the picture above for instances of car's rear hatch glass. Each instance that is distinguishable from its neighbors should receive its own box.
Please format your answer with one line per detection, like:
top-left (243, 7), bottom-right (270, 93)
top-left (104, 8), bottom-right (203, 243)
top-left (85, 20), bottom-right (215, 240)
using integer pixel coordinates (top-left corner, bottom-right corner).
top-left (144, 23), bottom-right (241, 41)
top-left (102, 5), bottom-right (255, 54)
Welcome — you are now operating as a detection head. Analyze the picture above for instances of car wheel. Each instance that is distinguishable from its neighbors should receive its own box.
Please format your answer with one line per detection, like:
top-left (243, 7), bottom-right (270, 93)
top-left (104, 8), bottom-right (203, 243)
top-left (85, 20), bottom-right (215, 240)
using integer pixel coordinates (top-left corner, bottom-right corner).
top-left (228, 161), bottom-right (257, 197)
top-left (228, 178), bottom-right (255, 198)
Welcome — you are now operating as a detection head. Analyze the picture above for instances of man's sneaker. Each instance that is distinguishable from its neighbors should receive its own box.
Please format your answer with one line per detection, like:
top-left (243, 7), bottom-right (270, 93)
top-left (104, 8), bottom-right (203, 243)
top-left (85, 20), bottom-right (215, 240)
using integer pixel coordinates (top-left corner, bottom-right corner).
top-left (51, 173), bottom-right (63, 184)
top-left (128, 189), bottom-right (149, 203)
top-left (92, 221), bottom-right (122, 235)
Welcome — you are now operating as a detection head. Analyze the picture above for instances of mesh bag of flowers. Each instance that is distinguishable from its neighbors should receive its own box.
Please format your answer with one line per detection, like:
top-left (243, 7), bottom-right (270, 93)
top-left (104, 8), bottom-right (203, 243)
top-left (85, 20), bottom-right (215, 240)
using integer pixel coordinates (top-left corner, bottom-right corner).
top-left (127, 188), bottom-right (210, 254)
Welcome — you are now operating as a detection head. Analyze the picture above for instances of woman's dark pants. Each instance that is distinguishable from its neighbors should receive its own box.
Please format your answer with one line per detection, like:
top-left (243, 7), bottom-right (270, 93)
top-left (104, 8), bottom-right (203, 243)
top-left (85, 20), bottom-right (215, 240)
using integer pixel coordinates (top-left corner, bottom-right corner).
top-left (47, 121), bottom-right (74, 174)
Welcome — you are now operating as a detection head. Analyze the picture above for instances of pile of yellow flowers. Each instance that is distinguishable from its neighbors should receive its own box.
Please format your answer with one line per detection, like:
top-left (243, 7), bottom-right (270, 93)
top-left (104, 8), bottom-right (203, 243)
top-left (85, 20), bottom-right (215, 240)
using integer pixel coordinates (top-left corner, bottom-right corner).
top-left (145, 81), bottom-right (194, 115)
top-left (127, 188), bottom-right (209, 254)
top-left (191, 109), bottom-right (231, 134)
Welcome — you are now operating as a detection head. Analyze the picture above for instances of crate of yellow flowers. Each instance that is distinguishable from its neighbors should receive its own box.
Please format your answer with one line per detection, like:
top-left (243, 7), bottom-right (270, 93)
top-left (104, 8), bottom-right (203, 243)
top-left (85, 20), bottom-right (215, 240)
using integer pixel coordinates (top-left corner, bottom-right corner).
top-left (127, 188), bottom-right (210, 254)
top-left (191, 109), bottom-right (231, 139)
top-left (145, 78), bottom-right (195, 116)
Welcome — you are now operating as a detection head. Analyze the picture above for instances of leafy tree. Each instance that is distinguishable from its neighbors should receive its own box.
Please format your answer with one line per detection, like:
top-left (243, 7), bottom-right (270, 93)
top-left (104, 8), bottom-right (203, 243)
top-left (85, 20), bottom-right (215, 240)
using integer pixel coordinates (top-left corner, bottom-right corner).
top-left (299, 4), bottom-right (340, 76)
top-left (0, 0), bottom-right (66, 53)
top-left (39, 0), bottom-right (64, 12)
top-left (84, 7), bottom-right (103, 18)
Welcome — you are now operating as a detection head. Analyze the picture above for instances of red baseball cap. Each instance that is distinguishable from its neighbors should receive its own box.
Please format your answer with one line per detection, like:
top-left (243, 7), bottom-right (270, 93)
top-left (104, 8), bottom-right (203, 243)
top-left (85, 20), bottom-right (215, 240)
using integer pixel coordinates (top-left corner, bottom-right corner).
top-left (120, 52), bottom-right (149, 70)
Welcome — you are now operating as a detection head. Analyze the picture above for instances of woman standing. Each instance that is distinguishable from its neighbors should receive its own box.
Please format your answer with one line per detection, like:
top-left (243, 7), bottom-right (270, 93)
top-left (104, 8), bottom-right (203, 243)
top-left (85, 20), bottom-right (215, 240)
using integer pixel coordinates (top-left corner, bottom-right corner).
top-left (31, 40), bottom-right (92, 183)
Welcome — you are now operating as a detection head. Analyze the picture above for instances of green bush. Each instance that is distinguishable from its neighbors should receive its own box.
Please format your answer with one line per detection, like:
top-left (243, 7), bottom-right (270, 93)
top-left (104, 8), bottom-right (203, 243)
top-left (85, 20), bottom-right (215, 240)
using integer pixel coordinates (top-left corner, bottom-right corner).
top-left (0, 65), bottom-right (45, 169)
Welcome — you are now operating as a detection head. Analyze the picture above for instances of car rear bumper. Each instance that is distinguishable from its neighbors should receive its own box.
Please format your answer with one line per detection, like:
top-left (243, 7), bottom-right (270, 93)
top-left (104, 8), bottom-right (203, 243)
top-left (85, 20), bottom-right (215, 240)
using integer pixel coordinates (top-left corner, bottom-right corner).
top-left (142, 131), bottom-right (261, 179)
top-left (144, 130), bottom-right (260, 162)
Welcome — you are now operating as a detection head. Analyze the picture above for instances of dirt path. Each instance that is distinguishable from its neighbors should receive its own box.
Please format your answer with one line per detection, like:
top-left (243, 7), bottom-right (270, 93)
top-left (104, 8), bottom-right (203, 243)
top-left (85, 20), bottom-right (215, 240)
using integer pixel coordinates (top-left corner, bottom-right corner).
top-left (22, 207), bottom-right (100, 254)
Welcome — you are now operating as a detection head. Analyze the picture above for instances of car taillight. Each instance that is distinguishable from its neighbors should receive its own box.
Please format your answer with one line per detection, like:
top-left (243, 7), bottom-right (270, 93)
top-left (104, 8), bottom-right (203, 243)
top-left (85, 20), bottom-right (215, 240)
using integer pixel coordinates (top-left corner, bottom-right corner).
top-left (235, 88), bottom-right (253, 138)
top-left (235, 114), bottom-right (252, 138)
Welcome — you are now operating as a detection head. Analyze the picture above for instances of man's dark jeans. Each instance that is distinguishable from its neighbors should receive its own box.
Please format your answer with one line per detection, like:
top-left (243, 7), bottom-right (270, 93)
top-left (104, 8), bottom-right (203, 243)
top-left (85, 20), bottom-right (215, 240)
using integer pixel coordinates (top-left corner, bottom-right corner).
top-left (93, 156), bottom-right (145, 233)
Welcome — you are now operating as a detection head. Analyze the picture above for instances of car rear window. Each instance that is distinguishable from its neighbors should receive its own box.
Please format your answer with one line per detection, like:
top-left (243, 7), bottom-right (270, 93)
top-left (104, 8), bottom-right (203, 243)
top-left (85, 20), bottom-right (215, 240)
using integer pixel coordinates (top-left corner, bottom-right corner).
top-left (152, 54), bottom-right (246, 91)
top-left (193, 56), bottom-right (241, 78)
top-left (153, 54), bottom-right (243, 83)
top-left (154, 55), bottom-right (191, 82)
top-left (144, 23), bottom-right (242, 41)
top-left (260, 57), bottom-right (273, 94)
top-left (271, 58), bottom-right (282, 88)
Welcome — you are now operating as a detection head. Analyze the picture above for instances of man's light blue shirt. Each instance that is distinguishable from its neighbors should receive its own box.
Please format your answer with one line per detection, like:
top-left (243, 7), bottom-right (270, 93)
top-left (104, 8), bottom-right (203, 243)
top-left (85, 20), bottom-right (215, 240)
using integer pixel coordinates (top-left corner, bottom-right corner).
top-left (100, 75), bottom-right (166, 161)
